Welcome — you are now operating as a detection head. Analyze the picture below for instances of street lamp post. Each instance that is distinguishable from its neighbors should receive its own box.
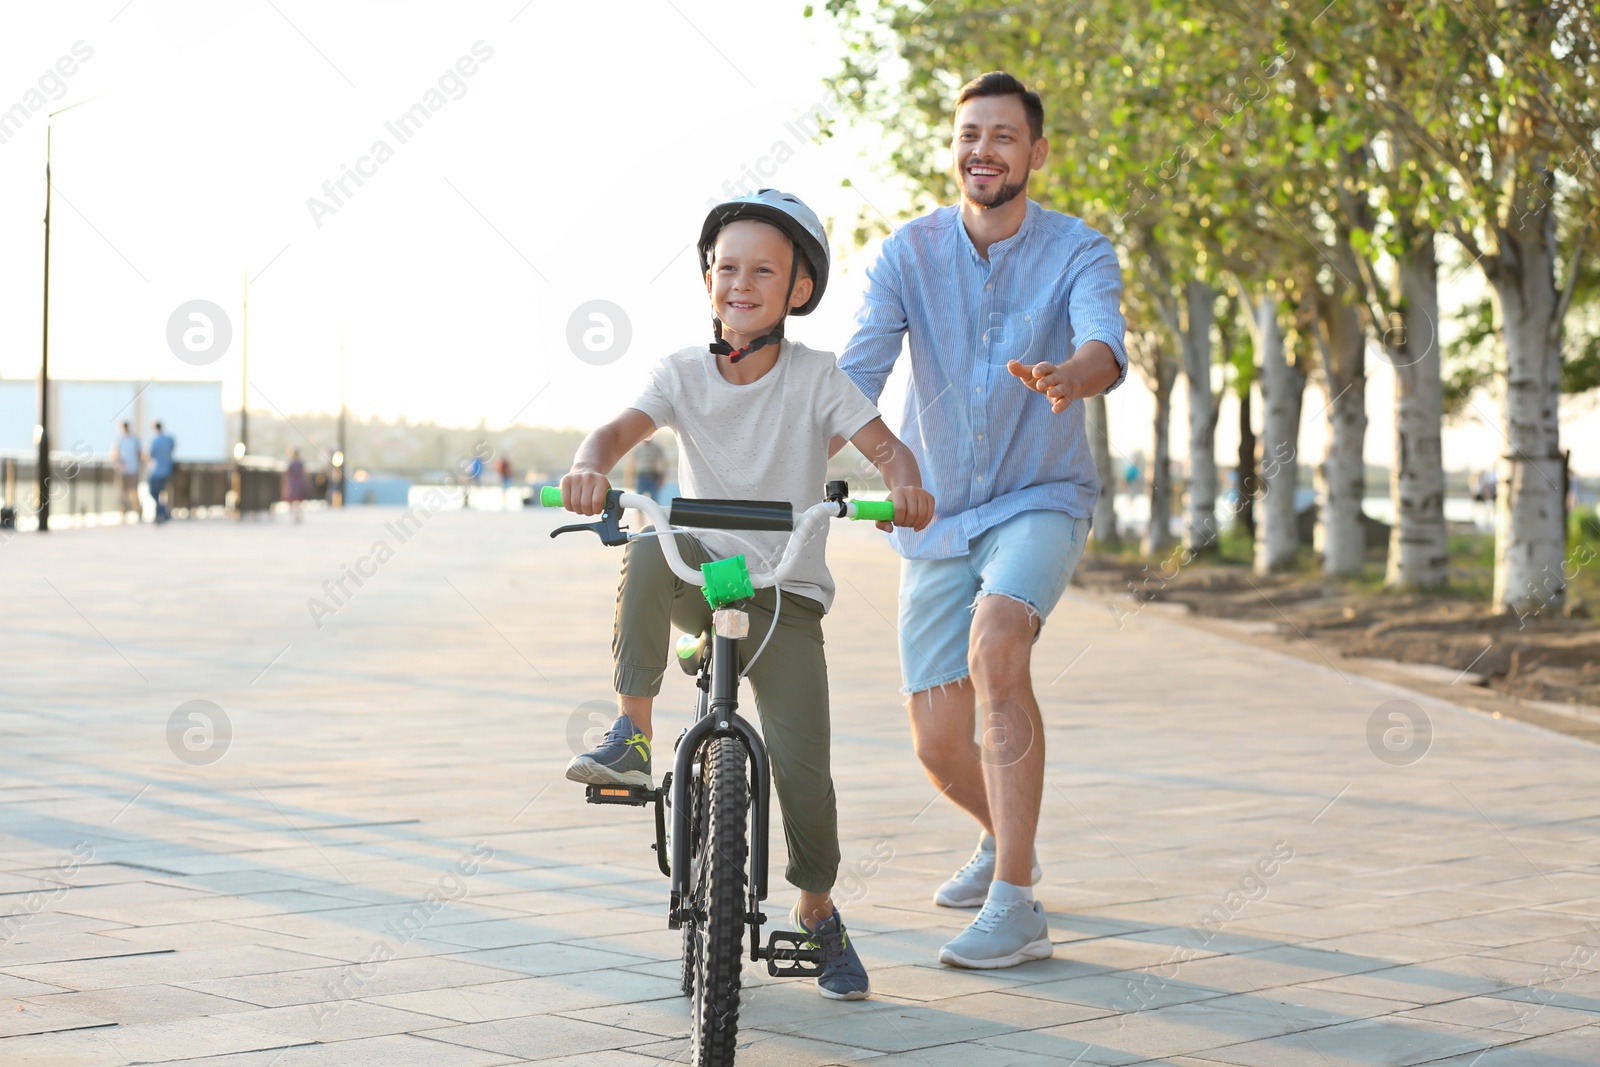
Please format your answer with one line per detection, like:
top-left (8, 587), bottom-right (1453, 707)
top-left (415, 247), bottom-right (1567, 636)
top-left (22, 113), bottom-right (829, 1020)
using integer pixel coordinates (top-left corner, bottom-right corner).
top-left (240, 271), bottom-right (249, 456)
top-left (37, 97), bottom-right (104, 534)
top-left (37, 127), bottom-right (54, 533)
top-left (336, 340), bottom-right (346, 508)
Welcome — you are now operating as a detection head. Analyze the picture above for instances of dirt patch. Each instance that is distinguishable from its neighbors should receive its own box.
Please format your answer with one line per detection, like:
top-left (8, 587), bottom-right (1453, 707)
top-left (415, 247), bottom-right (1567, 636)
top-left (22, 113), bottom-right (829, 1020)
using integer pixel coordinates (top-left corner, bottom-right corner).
top-left (1073, 553), bottom-right (1600, 712)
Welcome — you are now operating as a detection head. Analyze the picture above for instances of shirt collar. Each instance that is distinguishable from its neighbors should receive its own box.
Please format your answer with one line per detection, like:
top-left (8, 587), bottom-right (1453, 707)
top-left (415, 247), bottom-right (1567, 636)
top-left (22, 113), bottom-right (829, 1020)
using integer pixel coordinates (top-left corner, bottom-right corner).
top-left (952, 198), bottom-right (1038, 263)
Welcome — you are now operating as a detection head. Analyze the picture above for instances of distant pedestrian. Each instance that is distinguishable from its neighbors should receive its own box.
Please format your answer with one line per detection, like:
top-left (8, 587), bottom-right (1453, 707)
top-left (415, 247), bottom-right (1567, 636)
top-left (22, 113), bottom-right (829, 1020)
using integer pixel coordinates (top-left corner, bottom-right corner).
top-left (284, 447), bottom-right (306, 524)
top-left (496, 455), bottom-right (514, 509)
top-left (634, 435), bottom-right (667, 503)
top-left (115, 420), bottom-right (142, 523)
top-left (147, 420), bottom-right (176, 524)
top-left (464, 455), bottom-right (483, 508)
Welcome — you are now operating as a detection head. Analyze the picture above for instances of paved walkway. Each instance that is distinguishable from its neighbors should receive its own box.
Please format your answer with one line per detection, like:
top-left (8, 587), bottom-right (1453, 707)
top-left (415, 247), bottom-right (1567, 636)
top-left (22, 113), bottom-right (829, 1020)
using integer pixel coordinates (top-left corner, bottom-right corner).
top-left (2, 509), bottom-right (1597, 1066)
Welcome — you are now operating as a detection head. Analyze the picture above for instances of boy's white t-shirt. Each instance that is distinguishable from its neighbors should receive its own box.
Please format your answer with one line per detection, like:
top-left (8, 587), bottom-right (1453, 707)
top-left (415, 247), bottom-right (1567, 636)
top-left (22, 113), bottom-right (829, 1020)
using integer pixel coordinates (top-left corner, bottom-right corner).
top-left (628, 340), bottom-right (881, 612)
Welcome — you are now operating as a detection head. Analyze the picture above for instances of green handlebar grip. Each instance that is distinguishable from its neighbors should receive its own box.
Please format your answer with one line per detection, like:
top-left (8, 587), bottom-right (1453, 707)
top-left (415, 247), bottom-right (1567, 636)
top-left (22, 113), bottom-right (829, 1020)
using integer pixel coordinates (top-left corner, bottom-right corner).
top-left (540, 485), bottom-right (564, 508)
top-left (852, 499), bottom-right (894, 522)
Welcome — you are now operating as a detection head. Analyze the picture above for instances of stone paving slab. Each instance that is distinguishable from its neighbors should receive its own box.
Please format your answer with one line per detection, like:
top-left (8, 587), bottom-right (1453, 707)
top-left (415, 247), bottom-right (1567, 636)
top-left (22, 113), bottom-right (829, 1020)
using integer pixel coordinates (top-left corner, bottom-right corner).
top-left (4, 509), bottom-right (1600, 1065)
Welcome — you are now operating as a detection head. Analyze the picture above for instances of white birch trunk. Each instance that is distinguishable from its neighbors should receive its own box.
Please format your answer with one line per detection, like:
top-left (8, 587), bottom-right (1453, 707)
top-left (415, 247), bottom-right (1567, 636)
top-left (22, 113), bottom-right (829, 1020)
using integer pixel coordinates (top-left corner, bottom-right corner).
top-left (1182, 280), bottom-right (1219, 552)
top-left (1489, 207), bottom-right (1566, 615)
top-left (1385, 233), bottom-right (1448, 589)
top-left (1254, 295), bottom-right (1304, 574)
top-left (1086, 393), bottom-right (1119, 548)
top-left (1315, 296), bottom-right (1368, 577)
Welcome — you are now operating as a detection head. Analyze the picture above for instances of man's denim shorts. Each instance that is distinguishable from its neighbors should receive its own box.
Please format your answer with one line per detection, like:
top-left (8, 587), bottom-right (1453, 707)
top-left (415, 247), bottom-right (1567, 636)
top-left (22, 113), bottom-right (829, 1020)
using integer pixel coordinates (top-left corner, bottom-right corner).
top-left (897, 509), bottom-right (1090, 694)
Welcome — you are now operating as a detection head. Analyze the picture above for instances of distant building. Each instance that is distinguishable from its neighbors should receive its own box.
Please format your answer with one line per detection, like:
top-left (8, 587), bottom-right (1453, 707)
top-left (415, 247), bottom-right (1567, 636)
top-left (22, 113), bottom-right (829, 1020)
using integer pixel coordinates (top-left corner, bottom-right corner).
top-left (0, 379), bottom-right (227, 461)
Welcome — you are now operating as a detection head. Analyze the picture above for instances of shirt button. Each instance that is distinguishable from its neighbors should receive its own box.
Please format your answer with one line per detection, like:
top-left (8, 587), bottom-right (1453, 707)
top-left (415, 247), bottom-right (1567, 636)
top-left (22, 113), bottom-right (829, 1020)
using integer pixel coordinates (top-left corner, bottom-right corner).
top-left (977, 434), bottom-right (984, 441)
top-left (974, 386), bottom-right (982, 393)
top-left (985, 283), bottom-right (992, 291)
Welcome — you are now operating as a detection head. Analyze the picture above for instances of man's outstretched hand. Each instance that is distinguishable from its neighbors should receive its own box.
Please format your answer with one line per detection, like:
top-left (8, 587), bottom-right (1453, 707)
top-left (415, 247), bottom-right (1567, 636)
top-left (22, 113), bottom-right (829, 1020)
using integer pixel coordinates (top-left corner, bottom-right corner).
top-left (1007, 342), bottom-right (1120, 413)
top-left (1007, 360), bottom-right (1080, 414)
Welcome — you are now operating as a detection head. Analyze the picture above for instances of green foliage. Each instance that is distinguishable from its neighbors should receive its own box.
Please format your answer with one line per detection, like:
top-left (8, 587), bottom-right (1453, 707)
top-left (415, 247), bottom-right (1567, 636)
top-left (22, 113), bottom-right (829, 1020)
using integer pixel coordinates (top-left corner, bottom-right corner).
top-left (1572, 504), bottom-right (1600, 546)
top-left (1563, 335), bottom-right (1600, 396)
top-left (1442, 297), bottom-right (1496, 419)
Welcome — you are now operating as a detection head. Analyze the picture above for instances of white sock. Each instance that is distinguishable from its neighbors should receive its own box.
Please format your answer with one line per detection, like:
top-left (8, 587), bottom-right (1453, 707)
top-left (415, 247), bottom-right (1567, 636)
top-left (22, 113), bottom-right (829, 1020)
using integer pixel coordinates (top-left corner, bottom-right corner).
top-left (988, 878), bottom-right (1034, 904)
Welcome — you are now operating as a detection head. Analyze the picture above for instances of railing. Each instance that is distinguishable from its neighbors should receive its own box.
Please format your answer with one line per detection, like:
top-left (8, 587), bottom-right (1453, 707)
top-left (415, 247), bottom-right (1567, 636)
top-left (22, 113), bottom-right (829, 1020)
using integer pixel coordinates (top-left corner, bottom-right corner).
top-left (0, 456), bottom-right (305, 530)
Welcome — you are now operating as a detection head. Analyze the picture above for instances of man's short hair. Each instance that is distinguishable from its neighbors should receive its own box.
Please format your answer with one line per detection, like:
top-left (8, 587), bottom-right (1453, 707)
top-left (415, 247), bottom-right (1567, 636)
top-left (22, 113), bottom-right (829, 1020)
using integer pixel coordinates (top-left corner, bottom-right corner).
top-left (956, 71), bottom-right (1044, 142)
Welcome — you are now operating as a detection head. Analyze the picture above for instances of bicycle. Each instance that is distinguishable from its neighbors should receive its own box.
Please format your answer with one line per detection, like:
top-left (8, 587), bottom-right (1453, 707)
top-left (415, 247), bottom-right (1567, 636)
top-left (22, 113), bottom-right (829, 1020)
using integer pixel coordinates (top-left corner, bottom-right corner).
top-left (542, 480), bottom-right (893, 1067)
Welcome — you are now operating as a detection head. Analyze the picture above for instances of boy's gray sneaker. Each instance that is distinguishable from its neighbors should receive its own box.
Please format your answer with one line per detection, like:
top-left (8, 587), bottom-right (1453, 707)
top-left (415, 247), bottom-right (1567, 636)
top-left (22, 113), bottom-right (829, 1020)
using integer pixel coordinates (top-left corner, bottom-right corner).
top-left (938, 898), bottom-right (1053, 969)
top-left (934, 833), bottom-right (1043, 908)
top-left (565, 714), bottom-right (652, 788)
top-left (790, 906), bottom-right (870, 1001)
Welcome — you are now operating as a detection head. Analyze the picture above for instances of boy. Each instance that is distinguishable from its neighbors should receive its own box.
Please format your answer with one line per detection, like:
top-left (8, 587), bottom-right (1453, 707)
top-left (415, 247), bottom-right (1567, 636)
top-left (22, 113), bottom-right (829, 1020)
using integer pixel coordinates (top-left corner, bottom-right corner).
top-left (559, 189), bottom-right (934, 1000)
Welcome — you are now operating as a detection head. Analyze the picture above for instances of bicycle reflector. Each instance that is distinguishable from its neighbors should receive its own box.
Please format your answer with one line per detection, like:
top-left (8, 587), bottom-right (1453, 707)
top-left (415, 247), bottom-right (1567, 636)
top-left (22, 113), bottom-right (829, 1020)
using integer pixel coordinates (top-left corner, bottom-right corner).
top-left (700, 556), bottom-right (754, 608)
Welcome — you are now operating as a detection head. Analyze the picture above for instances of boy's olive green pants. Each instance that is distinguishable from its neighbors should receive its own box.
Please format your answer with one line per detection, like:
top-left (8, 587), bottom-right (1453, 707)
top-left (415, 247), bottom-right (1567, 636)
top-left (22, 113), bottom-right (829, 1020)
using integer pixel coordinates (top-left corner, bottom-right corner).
top-left (613, 531), bottom-right (840, 895)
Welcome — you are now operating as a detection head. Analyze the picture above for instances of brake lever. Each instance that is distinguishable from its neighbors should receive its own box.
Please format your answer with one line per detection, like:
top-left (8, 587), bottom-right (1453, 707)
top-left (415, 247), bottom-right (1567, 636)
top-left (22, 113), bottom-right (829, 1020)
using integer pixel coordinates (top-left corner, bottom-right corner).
top-left (550, 489), bottom-right (631, 547)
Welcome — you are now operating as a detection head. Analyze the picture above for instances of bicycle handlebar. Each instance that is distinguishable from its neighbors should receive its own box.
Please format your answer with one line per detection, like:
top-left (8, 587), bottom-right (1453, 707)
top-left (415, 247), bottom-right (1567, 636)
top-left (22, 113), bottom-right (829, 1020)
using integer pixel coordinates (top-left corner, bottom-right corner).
top-left (541, 486), bottom-right (895, 591)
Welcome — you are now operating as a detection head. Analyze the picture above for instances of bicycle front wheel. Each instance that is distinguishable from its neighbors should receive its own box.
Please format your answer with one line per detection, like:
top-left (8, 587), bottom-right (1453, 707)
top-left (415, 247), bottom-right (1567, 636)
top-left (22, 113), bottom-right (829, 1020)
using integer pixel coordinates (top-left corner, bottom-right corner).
top-left (687, 736), bottom-right (748, 1066)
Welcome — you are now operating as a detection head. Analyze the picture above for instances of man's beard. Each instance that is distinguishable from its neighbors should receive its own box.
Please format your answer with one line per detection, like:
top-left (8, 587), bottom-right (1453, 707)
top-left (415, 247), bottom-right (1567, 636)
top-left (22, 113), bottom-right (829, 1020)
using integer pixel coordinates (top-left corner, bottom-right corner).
top-left (962, 171), bottom-right (1028, 209)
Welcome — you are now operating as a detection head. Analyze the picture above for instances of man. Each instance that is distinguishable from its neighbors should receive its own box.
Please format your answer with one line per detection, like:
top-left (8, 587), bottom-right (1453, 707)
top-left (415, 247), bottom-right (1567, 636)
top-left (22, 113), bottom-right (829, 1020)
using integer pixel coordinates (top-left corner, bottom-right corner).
top-left (147, 421), bottom-right (176, 524)
top-left (839, 71), bottom-right (1127, 969)
top-left (633, 434), bottom-right (667, 502)
top-left (496, 454), bottom-right (514, 509)
top-left (115, 420), bottom-right (142, 522)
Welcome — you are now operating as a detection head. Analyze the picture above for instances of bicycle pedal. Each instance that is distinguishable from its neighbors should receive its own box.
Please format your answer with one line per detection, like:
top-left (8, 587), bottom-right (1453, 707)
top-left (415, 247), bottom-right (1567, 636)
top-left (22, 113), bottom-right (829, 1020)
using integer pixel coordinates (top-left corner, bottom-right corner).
top-left (585, 784), bottom-right (658, 807)
top-left (764, 930), bottom-right (824, 978)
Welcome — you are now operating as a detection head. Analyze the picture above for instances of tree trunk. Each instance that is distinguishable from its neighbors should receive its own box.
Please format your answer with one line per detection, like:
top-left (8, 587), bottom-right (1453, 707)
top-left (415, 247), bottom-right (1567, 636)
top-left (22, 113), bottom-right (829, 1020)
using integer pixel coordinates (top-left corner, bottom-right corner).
top-left (1315, 294), bottom-right (1368, 577)
top-left (1385, 232), bottom-right (1448, 589)
top-left (1182, 280), bottom-right (1219, 553)
top-left (1254, 295), bottom-right (1304, 574)
top-left (1086, 393), bottom-right (1119, 548)
top-left (1236, 385), bottom-right (1257, 538)
top-left (1488, 207), bottom-right (1566, 615)
top-left (1144, 371), bottom-right (1176, 557)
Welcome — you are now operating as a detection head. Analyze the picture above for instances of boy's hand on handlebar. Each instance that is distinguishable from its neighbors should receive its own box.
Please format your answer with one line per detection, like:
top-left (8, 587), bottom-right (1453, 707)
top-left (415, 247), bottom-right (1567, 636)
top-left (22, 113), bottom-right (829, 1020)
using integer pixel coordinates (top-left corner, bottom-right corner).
top-left (559, 470), bottom-right (611, 515)
top-left (882, 486), bottom-right (935, 532)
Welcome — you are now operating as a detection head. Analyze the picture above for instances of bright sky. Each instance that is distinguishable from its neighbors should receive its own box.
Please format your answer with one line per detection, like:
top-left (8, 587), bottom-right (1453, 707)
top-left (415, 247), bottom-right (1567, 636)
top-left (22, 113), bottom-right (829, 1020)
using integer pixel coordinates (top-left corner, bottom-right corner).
top-left (1, 0), bottom-right (1593, 474)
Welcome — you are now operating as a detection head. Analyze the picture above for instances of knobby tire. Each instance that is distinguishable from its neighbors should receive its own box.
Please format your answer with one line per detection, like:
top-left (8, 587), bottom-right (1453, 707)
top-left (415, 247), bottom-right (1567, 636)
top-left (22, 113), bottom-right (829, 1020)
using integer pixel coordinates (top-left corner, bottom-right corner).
top-left (687, 737), bottom-right (748, 1066)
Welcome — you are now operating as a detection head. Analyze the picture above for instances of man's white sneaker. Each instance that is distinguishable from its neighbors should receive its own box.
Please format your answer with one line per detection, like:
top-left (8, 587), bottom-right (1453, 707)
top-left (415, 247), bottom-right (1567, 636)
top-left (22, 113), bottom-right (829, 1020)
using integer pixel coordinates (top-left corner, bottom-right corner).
top-left (933, 833), bottom-right (1043, 908)
top-left (938, 897), bottom-right (1053, 969)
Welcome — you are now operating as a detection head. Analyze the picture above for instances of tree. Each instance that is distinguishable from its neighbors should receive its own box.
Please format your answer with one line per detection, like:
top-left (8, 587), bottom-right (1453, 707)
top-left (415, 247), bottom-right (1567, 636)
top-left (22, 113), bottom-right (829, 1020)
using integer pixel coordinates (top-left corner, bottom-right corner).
top-left (1372, 0), bottom-right (1600, 613)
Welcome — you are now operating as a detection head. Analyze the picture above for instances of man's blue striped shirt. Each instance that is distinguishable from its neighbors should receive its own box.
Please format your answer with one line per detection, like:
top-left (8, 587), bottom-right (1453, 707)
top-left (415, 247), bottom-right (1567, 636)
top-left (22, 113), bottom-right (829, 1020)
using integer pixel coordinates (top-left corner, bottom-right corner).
top-left (840, 199), bottom-right (1128, 559)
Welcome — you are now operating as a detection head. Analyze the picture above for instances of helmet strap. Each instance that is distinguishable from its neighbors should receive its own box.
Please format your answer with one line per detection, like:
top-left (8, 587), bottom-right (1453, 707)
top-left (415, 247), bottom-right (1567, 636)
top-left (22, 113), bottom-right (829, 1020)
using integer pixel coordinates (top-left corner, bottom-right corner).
top-left (710, 244), bottom-right (801, 364)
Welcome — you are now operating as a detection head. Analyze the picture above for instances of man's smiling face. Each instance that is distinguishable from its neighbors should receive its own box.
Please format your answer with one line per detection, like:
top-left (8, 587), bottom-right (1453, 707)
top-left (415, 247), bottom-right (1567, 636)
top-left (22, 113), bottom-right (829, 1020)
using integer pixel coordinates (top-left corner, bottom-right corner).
top-left (952, 94), bottom-right (1047, 209)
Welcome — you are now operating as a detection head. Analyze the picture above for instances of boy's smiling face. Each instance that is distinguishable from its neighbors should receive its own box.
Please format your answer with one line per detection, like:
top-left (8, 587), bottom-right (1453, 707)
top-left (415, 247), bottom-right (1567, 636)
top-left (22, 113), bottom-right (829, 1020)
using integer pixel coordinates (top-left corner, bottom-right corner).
top-left (705, 219), bottom-right (812, 343)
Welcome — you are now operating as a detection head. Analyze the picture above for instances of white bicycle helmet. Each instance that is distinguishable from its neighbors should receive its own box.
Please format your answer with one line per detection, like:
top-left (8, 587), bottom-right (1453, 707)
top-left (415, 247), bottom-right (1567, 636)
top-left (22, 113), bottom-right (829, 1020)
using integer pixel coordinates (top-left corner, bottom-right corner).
top-left (699, 189), bottom-right (830, 361)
